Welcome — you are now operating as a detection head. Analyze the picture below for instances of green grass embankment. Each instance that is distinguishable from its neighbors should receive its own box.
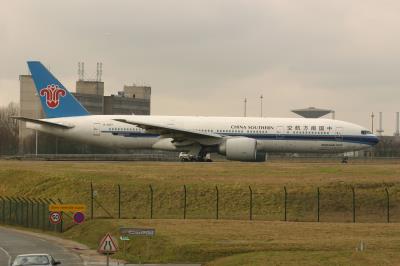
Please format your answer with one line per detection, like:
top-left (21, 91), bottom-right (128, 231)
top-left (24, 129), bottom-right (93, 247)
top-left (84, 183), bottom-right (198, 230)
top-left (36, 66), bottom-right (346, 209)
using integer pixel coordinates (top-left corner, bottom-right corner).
top-left (2, 160), bottom-right (400, 264)
top-left (1, 161), bottom-right (400, 223)
top-left (61, 218), bottom-right (400, 265)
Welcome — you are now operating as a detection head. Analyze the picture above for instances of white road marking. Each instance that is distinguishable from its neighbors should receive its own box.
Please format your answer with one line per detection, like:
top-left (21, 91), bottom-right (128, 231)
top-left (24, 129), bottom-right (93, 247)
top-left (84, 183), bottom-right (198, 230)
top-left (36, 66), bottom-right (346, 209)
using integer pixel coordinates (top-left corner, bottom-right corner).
top-left (0, 246), bottom-right (11, 266)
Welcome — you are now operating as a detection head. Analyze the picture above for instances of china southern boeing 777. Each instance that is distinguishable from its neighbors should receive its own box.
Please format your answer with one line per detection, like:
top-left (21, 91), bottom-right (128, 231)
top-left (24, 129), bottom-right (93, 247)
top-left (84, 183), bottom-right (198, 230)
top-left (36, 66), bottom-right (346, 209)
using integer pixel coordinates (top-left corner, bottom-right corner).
top-left (14, 61), bottom-right (379, 162)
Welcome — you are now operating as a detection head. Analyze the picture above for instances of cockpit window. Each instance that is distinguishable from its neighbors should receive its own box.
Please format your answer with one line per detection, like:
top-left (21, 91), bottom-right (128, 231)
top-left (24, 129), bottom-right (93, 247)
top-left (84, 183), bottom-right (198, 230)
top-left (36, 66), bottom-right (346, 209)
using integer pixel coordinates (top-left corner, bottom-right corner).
top-left (361, 130), bottom-right (372, 135)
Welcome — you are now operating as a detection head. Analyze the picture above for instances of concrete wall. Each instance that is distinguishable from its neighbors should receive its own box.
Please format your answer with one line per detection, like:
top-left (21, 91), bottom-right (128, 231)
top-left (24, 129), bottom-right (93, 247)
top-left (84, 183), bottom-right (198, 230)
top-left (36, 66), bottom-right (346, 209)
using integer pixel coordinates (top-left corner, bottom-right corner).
top-left (72, 93), bottom-right (104, 115)
top-left (123, 85), bottom-right (151, 100)
top-left (104, 95), bottom-right (150, 115)
top-left (76, 80), bottom-right (104, 96)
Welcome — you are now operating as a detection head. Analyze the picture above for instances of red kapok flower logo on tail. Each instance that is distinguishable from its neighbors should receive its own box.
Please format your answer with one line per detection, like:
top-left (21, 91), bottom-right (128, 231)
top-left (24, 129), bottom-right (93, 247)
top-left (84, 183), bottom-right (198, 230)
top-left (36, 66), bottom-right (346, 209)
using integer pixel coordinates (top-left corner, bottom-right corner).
top-left (40, 84), bottom-right (66, 109)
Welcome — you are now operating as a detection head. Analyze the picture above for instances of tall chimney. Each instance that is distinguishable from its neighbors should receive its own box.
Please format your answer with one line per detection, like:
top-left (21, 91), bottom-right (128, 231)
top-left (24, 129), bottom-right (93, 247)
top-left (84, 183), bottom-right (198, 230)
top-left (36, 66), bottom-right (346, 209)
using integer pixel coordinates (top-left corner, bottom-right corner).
top-left (395, 112), bottom-right (400, 137)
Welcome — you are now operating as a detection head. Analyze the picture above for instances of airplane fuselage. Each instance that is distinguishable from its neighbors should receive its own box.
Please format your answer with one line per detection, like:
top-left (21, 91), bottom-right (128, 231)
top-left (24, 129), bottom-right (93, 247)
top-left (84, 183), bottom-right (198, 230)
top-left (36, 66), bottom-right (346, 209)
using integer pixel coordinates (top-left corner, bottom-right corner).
top-left (27, 115), bottom-right (378, 154)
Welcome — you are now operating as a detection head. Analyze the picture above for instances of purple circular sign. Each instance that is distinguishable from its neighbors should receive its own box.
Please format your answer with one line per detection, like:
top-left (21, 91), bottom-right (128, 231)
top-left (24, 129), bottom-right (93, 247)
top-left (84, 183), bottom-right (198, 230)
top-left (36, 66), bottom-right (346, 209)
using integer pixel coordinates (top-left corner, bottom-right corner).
top-left (73, 212), bottom-right (85, 224)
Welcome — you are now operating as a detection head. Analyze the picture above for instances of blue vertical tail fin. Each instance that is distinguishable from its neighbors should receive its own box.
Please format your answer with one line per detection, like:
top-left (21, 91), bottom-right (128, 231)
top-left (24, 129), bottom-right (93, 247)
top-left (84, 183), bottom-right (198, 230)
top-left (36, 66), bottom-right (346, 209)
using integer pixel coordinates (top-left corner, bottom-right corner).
top-left (27, 61), bottom-right (90, 118)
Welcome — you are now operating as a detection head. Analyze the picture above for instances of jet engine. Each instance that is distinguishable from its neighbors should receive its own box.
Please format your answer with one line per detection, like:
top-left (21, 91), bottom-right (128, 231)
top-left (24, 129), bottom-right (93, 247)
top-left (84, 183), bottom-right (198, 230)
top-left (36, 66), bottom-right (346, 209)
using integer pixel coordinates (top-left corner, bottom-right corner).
top-left (218, 137), bottom-right (267, 162)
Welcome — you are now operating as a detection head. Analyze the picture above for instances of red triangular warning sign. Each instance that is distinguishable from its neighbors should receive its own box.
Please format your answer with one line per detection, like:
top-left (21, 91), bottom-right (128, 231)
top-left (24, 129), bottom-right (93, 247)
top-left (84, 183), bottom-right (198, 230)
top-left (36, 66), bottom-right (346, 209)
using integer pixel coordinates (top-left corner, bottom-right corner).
top-left (98, 233), bottom-right (119, 254)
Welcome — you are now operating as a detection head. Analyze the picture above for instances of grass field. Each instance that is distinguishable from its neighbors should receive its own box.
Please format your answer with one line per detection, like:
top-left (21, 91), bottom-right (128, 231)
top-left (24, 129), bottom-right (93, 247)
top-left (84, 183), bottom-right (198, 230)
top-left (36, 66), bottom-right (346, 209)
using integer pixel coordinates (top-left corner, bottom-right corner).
top-left (62, 219), bottom-right (400, 265)
top-left (1, 159), bottom-right (400, 265)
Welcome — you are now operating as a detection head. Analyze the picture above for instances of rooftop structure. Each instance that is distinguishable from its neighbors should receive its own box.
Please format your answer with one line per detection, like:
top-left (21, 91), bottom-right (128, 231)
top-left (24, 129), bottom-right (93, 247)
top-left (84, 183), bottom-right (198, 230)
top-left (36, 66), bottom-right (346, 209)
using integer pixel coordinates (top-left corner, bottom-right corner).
top-left (292, 107), bottom-right (334, 119)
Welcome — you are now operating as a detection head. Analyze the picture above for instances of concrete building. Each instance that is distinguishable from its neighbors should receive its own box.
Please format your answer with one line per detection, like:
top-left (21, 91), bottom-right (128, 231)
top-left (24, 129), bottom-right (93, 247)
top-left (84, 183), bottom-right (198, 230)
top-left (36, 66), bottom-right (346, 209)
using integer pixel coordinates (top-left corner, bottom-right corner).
top-left (104, 85), bottom-right (151, 115)
top-left (122, 85), bottom-right (151, 100)
top-left (18, 75), bottom-right (43, 153)
top-left (73, 80), bottom-right (105, 115)
top-left (104, 95), bottom-right (150, 115)
top-left (18, 75), bottom-right (151, 154)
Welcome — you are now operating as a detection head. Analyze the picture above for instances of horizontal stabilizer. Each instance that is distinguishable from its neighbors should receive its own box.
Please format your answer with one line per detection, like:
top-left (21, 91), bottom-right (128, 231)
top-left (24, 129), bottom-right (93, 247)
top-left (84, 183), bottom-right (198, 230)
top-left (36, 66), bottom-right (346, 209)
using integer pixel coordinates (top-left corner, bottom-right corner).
top-left (11, 116), bottom-right (74, 129)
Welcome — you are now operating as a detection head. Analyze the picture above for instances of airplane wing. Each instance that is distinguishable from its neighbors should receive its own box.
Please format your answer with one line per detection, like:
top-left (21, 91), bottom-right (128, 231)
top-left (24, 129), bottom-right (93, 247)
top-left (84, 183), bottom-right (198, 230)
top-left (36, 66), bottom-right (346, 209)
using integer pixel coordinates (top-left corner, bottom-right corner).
top-left (11, 117), bottom-right (74, 129)
top-left (113, 118), bottom-right (222, 143)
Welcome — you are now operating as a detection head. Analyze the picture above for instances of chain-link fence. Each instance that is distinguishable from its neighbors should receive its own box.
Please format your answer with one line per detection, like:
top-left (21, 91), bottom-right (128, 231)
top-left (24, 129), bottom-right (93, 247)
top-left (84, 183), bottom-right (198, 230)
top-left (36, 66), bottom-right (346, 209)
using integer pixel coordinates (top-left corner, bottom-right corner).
top-left (0, 197), bottom-right (64, 232)
top-left (88, 182), bottom-right (400, 223)
top-left (1, 183), bottom-right (399, 233)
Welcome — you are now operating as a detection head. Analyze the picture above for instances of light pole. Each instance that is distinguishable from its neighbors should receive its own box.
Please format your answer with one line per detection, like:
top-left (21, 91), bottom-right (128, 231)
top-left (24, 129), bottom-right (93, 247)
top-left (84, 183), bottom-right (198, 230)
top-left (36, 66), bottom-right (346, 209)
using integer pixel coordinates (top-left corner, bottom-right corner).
top-left (260, 95), bottom-right (263, 117)
top-left (371, 112), bottom-right (375, 133)
top-left (244, 98), bottom-right (247, 117)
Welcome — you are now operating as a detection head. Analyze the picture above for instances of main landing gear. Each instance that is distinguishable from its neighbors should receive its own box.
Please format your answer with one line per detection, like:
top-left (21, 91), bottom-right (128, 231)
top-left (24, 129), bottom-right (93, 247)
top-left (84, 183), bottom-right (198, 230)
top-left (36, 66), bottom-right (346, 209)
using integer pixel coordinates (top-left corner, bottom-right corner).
top-left (179, 152), bottom-right (212, 162)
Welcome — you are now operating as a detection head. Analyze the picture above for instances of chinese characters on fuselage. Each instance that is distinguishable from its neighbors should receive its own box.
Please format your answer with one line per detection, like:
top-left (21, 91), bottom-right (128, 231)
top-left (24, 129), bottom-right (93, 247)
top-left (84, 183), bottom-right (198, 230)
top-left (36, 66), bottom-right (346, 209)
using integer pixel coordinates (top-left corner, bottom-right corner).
top-left (230, 125), bottom-right (333, 131)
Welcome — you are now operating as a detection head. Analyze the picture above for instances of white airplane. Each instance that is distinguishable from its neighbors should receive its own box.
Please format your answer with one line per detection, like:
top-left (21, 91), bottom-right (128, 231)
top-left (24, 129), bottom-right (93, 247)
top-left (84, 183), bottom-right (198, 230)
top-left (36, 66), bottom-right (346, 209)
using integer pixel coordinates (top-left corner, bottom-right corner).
top-left (15, 62), bottom-right (379, 162)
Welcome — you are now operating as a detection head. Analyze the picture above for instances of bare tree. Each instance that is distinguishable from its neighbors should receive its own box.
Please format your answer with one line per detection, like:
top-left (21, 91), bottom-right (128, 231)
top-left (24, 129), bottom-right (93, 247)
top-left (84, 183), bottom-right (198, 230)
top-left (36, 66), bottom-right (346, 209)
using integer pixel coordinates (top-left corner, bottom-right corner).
top-left (0, 102), bottom-right (19, 155)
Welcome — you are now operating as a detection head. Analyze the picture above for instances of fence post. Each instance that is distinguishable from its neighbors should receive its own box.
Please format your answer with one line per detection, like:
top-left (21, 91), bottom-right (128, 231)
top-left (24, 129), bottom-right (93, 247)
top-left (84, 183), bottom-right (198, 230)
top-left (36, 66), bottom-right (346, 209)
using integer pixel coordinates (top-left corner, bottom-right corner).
top-left (90, 182), bottom-right (94, 220)
top-left (22, 198), bottom-right (29, 227)
top-left (283, 186), bottom-right (287, 222)
top-left (18, 197), bottom-right (25, 226)
top-left (183, 185), bottom-right (187, 219)
top-left (118, 184), bottom-right (121, 219)
top-left (215, 186), bottom-right (219, 220)
top-left (351, 186), bottom-right (356, 223)
top-left (57, 198), bottom-right (64, 233)
top-left (29, 199), bottom-right (34, 227)
top-left (47, 198), bottom-right (58, 233)
top-left (385, 187), bottom-right (390, 223)
top-left (20, 198), bottom-right (25, 227)
top-left (317, 187), bottom-right (320, 222)
top-left (27, 199), bottom-right (34, 228)
top-left (39, 199), bottom-right (46, 230)
top-left (45, 199), bottom-right (52, 230)
top-left (249, 186), bottom-right (253, 221)
top-left (0, 196), bottom-right (5, 224)
top-left (13, 197), bottom-right (20, 225)
top-left (12, 197), bottom-right (17, 225)
top-left (149, 185), bottom-right (153, 219)
top-left (34, 199), bottom-right (40, 229)
top-left (37, 199), bottom-right (42, 229)
top-left (7, 197), bottom-right (12, 224)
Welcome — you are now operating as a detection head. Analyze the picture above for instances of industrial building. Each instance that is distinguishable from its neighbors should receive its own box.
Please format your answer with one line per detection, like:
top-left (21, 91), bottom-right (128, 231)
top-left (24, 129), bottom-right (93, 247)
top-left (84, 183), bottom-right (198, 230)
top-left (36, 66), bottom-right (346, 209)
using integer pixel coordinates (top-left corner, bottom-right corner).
top-left (18, 75), bottom-right (43, 154)
top-left (18, 69), bottom-right (151, 154)
top-left (104, 85), bottom-right (151, 115)
top-left (73, 81), bottom-right (151, 116)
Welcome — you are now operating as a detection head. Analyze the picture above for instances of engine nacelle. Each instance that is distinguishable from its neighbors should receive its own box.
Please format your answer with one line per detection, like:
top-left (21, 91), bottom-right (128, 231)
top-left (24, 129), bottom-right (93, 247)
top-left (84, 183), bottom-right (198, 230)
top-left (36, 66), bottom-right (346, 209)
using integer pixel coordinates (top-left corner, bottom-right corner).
top-left (219, 137), bottom-right (267, 162)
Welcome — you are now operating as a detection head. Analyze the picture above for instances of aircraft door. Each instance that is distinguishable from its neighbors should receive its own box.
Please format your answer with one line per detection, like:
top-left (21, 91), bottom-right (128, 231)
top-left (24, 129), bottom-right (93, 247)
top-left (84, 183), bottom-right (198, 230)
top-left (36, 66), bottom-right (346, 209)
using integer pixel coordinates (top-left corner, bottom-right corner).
top-left (274, 126), bottom-right (286, 151)
top-left (335, 127), bottom-right (343, 141)
top-left (276, 126), bottom-right (284, 139)
top-left (93, 123), bottom-right (101, 136)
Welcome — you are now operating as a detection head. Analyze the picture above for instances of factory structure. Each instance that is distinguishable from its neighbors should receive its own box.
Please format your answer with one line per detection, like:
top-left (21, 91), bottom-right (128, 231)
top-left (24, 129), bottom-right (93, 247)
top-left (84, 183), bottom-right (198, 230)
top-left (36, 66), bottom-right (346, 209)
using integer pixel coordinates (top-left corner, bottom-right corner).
top-left (18, 63), bottom-right (151, 154)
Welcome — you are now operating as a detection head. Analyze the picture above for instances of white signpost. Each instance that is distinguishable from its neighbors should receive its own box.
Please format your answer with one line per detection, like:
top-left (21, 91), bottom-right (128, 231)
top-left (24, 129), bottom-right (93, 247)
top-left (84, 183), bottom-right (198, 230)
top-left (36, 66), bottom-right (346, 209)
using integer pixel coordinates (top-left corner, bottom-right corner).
top-left (98, 233), bottom-right (119, 266)
top-left (119, 228), bottom-right (156, 236)
top-left (119, 228), bottom-right (155, 259)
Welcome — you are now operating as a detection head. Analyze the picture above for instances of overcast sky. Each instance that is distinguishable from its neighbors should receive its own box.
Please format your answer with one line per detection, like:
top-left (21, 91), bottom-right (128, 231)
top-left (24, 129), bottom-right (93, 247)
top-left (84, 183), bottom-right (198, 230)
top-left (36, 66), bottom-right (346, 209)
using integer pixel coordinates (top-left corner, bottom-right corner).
top-left (1, 0), bottom-right (400, 134)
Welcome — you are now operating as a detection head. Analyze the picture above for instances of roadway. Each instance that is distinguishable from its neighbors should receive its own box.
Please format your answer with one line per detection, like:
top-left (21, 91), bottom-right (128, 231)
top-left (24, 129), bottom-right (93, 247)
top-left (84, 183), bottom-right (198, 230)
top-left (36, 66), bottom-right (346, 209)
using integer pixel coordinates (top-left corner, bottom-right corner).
top-left (0, 226), bottom-right (83, 266)
top-left (0, 226), bottom-right (201, 266)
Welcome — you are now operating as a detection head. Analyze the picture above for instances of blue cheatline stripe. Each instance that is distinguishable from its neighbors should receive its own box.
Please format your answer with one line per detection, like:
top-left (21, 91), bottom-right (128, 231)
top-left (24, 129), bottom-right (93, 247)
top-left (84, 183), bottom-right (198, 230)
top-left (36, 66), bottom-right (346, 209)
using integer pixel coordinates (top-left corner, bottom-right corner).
top-left (102, 130), bottom-right (378, 146)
